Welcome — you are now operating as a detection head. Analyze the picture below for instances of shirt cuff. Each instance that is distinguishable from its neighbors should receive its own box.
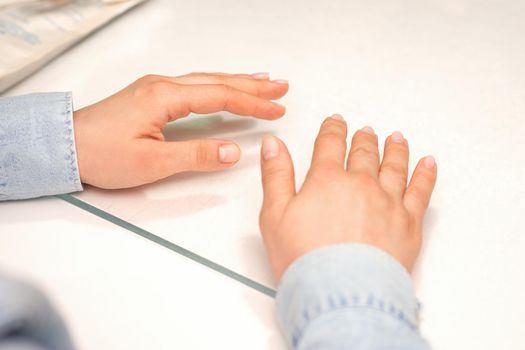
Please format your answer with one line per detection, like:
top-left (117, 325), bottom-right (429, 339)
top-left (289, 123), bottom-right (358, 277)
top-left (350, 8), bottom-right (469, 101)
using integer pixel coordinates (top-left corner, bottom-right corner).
top-left (276, 244), bottom-right (420, 348)
top-left (0, 92), bottom-right (83, 200)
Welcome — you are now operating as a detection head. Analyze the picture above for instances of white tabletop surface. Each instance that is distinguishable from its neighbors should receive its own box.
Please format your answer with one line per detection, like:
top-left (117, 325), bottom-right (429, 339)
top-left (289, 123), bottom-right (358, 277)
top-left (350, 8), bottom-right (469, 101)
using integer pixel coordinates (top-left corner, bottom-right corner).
top-left (0, 198), bottom-right (286, 350)
top-left (2, 0), bottom-right (525, 349)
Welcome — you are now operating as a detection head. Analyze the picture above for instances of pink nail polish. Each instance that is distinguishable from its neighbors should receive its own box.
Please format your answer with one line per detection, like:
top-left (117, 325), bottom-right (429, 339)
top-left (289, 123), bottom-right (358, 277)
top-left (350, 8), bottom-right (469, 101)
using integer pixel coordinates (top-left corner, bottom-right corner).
top-left (391, 131), bottom-right (404, 143)
top-left (331, 114), bottom-right (345, 121)
top-left (262, 135), bottom-right (280, 160)
top-left (361, 126), bottom-right (375, 135)
top-left (272, 79), bottom-right (288, 84)
top-left (424, 155), bottom-right (436, 169)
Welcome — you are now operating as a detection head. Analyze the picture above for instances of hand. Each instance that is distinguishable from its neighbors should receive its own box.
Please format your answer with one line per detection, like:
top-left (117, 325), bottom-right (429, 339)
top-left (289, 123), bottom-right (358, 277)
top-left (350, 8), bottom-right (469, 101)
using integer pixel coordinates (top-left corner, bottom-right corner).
top-left (73, 72), bottom-right (288, 189)
top-left (259, 115), bottom-right (437, 282)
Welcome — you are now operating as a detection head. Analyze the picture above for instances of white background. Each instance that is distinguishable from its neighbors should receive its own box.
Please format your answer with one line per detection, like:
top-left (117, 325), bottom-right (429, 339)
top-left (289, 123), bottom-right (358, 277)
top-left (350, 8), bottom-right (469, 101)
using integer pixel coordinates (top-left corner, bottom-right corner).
top-left (2, 0), bottom-right (525, 349)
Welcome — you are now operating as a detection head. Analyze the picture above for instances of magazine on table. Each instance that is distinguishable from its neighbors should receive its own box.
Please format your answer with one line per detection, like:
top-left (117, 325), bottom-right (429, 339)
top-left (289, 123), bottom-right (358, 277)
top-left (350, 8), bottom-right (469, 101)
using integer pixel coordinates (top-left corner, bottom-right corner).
top-left (0, 0), bottom-right (146, 93)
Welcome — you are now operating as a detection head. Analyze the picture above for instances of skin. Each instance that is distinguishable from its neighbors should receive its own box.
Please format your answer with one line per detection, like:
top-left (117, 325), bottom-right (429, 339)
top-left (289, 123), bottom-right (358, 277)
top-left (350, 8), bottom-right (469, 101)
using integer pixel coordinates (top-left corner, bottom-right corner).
top-left (74, 73), bottom-right (437, 284)
top-left (73, 72), bottom-right (289, 188)
top-left (259, 115), bottom-right (437, 282)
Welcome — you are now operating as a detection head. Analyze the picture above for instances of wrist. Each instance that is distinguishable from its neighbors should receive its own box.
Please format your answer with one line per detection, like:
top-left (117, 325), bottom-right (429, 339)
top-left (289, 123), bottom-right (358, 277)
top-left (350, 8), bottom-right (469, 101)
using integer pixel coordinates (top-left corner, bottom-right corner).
top-left (72, 108), bottom-right (91, 185)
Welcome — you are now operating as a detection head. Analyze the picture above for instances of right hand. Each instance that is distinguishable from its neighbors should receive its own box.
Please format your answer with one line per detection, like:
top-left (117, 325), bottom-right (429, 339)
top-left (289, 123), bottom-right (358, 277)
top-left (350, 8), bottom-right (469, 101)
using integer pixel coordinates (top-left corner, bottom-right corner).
top-left (259, 115), bottom-right (437, 282)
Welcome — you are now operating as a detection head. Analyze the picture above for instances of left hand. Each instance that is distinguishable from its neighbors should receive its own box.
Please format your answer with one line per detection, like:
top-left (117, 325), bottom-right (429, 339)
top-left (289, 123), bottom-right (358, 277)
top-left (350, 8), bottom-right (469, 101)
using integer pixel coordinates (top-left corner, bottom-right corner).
top-left (73, 72), bottom-right (288, 189)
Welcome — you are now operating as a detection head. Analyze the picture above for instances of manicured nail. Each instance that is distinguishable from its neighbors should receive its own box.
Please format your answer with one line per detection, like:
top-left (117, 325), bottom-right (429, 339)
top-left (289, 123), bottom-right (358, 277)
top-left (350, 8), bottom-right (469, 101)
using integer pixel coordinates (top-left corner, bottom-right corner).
top-left (252, 72), bottom-right (270, 80)
top-left (424, 155), bottom-right (436, 169)
top-left (219, 144), bottom-right (241, 163)
top-left (262, 135), bottom-right (280, 160)
top-left (362, 126), bottom-right (375, 135)
top-left (391, 131), bottom-right (404, 143)
top-left (331, 114), bottom-right (344, 121)
top-left (272, 79), bottom-right (288, 84)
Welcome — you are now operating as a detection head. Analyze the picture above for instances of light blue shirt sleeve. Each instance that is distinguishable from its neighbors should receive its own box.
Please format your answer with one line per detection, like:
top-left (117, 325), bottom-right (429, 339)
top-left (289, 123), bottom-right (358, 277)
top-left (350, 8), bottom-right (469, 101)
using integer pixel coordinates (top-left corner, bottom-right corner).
top-left (0, 275), bottom-right (75, 350)
top-left (276, 244), bottom-right (430, 350)
top-left (0, 92), bottom-right (83, 201)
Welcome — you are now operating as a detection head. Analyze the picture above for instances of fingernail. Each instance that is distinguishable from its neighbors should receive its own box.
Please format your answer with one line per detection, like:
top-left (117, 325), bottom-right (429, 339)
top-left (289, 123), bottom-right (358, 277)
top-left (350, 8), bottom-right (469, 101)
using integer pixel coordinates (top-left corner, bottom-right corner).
top-left (362, 126), bottom-right (375, 135)
top-left (219, 144), bottom-right (241, 163)
top-left (274, 102), bottom-right (286, 110)
top-left (331, 114), bottom-right (345, 121)
top-left (262, 135), bottom-right (280, 160)
top-left (272, 79), bottom-right (288, 84)
top-left (252, 72), bottom-right (270, 80)
top-left (424, 155), bottom-right (436, 169)
top-left (391, 131), bottom-right (404, 143)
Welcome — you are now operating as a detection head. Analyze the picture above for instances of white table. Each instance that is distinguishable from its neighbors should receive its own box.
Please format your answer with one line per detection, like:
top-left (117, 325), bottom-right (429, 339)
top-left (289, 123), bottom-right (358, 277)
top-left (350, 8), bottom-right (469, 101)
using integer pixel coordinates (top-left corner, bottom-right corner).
top-left (2, 0), bottom-right (525, 349)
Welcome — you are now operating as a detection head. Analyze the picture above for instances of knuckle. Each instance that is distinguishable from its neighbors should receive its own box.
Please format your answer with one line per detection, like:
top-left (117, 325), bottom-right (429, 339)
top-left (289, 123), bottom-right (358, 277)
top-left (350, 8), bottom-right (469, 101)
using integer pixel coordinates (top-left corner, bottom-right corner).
top-left (137, 74), bottom-right (162, 85)
top-left (350, 146), bottom-right (379, 161)
top-left (194, 143), bottom-right (216, 167)
top-left (421, 168), bottom-right (437, 182)
top-left (262, 165), bottom-right (290, 186)
top-left (390, 141), bottom-right (408, 151)
top-left (354, 130), bottom-right (378, 144)
top-left (216, 83), bottom-right (233, 101)
top-left (316, 131), bottom-right (346, 149)
top-left (308, 163), bottom-right (345, 186)
top-left (321, 118), bottom-right (345, 132)
top-left (135, 81), bottom-right (174, 99)
top-left (407, 187), bottom-right (429, 209)
top-left (381, 162), bottom-right (408, 177)
top-left (312, 161), bottom-right (342, 176)
top-left (216, 83), bottom-right (232, 93)
top-left (350, 171), bottom-right (377, 187)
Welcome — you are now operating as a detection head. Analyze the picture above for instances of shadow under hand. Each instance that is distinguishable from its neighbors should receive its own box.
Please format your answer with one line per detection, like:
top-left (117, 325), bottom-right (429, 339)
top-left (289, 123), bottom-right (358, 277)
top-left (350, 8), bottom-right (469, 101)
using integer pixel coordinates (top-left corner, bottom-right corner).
top-left (74, 185), bottom-right (227, 224)
top-left (164, 114), bottom-right (258, 142)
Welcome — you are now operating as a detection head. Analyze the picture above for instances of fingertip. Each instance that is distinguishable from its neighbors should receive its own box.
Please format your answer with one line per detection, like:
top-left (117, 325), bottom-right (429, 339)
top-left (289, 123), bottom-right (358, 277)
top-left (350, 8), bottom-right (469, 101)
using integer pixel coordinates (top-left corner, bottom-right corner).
top-left (330, 113), bottom-right (345, 122)
top-left (262, 135), bottom-right (281, 160)
top-left (361, 125), bottom-right (375, 135)
top-left (260, 135), bottom-right (295, 224)
top-left (266, 102), bottom-right (286, 119)
top-left (272, 82), bottom-right (289, 99)
top-left (404, 155), bottom-right (437, 217)
top-left (390, 131), bottom-right (405, 144)
top-left (423, 155), bottom-right (436, 170)
top-left (353, 126), bottom-right (377, 141)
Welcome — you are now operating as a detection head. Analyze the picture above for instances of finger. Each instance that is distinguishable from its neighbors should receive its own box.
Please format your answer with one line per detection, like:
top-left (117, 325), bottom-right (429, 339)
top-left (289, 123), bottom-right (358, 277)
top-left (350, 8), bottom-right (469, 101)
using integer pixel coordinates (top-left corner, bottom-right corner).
top-left (379, 131), bottom-right (409, 198)
top-left (158, 139), bottom-right (242, 174)
top-left (260, 135), bottom-right (296, 232)
top-left (310, 115), bottom-right (348, 168)
top-left (163, 83), bottom-right (286, 120)
top-left (404, 156), bottom-right (437, 220)
top-left (346, 126), bottom-right (380, 178)
top-left (186, 72), bottom-right (269, 80)
top-left (172, 73), bottom-right (288, 100)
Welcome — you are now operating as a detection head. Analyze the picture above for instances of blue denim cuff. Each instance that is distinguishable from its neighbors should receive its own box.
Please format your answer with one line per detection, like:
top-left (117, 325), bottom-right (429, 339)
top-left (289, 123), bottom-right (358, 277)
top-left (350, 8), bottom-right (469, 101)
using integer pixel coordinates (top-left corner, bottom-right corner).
top-left (276, 244), bottom-right (420, 348)
top-left (0, 92), bottom-right (83, 200)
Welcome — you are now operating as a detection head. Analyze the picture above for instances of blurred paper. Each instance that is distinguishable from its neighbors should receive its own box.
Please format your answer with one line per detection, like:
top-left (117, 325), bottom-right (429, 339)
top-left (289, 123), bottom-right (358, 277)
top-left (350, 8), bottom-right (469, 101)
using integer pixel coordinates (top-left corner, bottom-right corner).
top-left (0, 0), bottom-right (145, 93)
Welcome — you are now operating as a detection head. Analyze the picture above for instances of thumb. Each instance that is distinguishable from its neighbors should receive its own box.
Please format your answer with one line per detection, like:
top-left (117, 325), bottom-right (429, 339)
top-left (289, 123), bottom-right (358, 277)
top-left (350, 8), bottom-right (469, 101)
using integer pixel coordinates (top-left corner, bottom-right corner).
top-left (259, 135), bottom-right (295, 233)
top-left (160, 139), bottom-right (241, 174)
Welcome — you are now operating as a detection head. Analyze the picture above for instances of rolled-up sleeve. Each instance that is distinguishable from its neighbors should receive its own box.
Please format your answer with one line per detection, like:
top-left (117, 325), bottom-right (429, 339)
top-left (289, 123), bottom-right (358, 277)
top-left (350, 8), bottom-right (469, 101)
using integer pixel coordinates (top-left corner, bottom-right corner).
top-left (0, 92), bottom-right (82, 201)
